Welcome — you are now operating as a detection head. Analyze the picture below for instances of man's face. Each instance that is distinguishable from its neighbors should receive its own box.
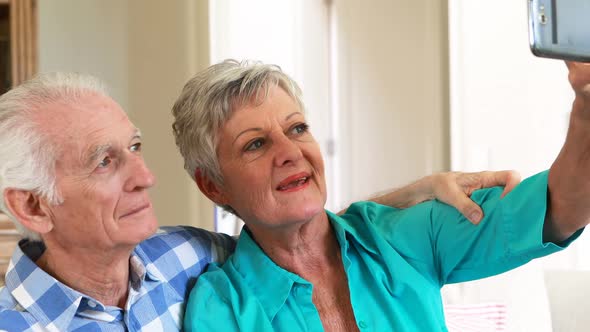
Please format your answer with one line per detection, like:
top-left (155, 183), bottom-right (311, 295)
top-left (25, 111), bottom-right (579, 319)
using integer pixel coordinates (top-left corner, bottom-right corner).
top-left (36, 93), bottom-right (158, 250)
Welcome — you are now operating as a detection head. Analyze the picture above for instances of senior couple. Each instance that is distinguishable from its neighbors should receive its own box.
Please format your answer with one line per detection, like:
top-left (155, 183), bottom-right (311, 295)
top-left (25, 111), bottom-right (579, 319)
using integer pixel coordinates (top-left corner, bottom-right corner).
top-left (0, 60), bottom-right (588, 331)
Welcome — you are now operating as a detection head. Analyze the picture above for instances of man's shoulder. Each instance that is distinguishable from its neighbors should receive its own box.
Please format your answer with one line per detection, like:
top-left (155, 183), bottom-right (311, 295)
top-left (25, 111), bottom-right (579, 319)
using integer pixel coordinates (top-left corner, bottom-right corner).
top-left (0, 286), bottom-right (37, 332)
top-left (145, 225), bottom-right (219, 242)
top-left (135, 226), bottom-right (237, 269)
top-left (141, 226), bottom-right (236, 250)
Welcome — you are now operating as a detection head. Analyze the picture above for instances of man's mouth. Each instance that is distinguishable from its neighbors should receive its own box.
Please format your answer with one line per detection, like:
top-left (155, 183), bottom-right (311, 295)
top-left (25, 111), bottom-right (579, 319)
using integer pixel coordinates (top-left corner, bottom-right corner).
top-left (120, 203), bottom-right (151, 218)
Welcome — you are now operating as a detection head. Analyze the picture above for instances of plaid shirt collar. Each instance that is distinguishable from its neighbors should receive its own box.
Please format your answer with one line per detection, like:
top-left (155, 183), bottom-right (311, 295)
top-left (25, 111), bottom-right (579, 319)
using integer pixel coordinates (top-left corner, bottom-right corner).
top-left (4, 239), bottom-right (160, 331)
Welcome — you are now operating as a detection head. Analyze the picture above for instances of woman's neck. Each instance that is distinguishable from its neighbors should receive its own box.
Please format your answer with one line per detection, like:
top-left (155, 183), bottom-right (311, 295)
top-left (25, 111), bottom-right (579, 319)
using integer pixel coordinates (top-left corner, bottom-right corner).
top-left (248, 211), bottom-right (341, 278)
top-left (36, 243), bottom-right (133, 308)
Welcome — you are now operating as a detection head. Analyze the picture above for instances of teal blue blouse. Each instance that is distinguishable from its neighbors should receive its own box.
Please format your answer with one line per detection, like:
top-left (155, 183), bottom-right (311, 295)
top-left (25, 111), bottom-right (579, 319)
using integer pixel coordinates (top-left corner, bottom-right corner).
top-left (184, 171), bottom-right (581, 331)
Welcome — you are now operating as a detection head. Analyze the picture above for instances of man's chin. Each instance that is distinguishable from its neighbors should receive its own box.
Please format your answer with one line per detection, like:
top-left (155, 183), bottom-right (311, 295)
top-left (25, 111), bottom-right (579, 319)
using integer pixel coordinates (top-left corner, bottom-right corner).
top-left (121, 217), bottom-right (159, 244)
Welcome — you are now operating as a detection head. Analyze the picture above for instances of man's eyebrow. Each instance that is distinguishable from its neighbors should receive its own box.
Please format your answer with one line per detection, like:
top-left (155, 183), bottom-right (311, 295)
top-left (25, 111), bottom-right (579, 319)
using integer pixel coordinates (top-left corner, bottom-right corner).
top-left (85, 144), bottom-right (112, 168)
top-left (85, 129), bottom-right (141, 168)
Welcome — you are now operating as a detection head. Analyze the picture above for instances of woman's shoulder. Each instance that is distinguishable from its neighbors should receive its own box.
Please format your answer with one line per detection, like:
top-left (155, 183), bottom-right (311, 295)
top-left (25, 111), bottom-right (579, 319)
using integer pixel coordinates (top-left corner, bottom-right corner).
top-left (187, 261), bottom-right (243, 309)
top-left (202, 262), bottom-right (235, 282)
top-left (184, 262), bottom-right (246, 330)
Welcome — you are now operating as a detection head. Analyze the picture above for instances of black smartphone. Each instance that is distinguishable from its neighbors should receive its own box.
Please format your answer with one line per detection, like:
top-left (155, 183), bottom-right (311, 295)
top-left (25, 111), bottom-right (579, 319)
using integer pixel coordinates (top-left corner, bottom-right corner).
top-left (529, 0), bottom-right (590, 62)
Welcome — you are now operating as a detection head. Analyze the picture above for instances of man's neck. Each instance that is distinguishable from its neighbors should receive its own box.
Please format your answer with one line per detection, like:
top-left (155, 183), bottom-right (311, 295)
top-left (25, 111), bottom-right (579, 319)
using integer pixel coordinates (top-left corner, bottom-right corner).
top-left (36, 245), bottom-right (133, 308)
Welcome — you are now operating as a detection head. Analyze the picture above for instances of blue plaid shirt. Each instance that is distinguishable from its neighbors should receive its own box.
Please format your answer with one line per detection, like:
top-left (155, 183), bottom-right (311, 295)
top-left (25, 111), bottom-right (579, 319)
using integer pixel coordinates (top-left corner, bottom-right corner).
top-left (0, 226), bottom-right (236, 332)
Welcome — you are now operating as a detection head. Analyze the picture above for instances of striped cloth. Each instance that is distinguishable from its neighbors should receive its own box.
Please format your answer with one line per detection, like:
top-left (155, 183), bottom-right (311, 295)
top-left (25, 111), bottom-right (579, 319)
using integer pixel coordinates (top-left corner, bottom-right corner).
top-left (445, 302), bottom-right (507, 332)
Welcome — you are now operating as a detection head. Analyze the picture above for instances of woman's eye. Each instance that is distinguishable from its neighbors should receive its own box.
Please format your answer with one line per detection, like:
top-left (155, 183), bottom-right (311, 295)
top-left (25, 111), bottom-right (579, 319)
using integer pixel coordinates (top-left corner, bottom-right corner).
top-left (98, 156), bottom-right (112, 168)
top-left (245, 139), bottom-right (265, 152)
top-left (291, 123), bottom-right (309, 135)
top-left (130, 142), bottom-right (142, 152)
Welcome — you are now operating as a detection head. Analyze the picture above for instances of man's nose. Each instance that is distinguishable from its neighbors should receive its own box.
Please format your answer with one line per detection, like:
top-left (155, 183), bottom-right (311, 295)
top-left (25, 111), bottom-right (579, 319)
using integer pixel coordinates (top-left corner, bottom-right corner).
top-left (124, 155), bottom-right (156, 192)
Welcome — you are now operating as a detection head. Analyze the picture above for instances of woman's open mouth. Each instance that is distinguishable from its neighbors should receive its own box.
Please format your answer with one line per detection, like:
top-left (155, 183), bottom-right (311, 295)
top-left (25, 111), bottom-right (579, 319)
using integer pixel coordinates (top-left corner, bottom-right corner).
top-left (276, 173), bottom-right (311, 192)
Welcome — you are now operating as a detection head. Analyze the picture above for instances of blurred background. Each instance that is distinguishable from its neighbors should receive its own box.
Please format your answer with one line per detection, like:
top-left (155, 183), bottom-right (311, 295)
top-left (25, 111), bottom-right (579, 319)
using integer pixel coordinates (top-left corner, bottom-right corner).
top-left (0, 0), bottom-right (588, 330)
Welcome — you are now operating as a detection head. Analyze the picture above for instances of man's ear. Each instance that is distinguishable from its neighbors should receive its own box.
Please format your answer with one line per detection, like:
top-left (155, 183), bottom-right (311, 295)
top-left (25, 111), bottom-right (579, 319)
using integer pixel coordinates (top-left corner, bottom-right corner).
top-left (194, 169), bottom-right (229, 206)
top-left (3, 189), bottom-right (54, 234)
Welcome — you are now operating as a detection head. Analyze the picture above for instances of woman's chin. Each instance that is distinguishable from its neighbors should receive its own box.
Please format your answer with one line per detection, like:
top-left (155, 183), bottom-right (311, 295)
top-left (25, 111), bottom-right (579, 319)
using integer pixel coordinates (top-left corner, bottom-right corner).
top-left (297, 204), bottom-right (326, 220)
top-left (270, 205), bottom-right (324, 224)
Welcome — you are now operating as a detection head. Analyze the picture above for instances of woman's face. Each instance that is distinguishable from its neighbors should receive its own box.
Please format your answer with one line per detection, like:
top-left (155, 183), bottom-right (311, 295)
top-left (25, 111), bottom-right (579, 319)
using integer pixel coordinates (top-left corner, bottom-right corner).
top-left (214, 85), bottom-right (327, 228)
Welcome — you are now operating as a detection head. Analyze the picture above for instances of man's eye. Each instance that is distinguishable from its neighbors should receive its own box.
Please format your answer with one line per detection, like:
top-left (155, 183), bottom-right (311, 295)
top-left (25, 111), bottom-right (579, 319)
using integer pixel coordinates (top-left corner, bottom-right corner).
top-left (98, 156), bottom-right (112, 168)
top-left (245, 139), bottom-right (265, 152)
top-left (130, 142), bottom-right (142, 152)
top-left (291, 123), bottom-right (309, 135)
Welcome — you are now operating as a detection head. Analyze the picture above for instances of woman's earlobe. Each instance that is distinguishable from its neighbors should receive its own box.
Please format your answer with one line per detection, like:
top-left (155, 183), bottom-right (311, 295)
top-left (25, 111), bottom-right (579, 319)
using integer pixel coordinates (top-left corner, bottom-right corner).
top-left (4, 189), bottom-right (54, 234)
top-left (195, 169), bottom-right (230, 206)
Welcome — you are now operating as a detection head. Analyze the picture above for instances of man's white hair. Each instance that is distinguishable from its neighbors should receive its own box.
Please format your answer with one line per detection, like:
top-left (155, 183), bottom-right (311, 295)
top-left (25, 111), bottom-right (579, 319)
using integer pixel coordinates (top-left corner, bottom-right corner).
top-left (0, 72), bottom-right (109, 240)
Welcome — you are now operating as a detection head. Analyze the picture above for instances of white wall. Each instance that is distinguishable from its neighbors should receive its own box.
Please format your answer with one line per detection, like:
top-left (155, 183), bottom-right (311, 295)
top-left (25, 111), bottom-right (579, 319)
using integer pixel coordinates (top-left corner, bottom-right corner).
top-left (127, 0), bottom-right (214, 229)
top-left (38, 0), bottom-right (215, 230)
top-left (332, 0), bottom-right (449, 206)
top-left (449, 0), bottom-right (572, 176)
top-left (38, 0), bottom-right (129, 111)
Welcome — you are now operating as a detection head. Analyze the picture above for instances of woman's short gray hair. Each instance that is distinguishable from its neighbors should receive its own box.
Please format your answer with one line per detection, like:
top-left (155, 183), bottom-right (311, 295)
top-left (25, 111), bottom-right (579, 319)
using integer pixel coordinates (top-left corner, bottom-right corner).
top-left (0, 72), bottom-right (108, 240)
top-left (171, 59), bottom-right (305, 185)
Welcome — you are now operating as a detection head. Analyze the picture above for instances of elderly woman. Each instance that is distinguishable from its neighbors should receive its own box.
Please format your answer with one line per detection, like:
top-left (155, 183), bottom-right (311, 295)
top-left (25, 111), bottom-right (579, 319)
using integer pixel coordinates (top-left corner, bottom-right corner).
top-left (172, 60), bottom-right (584, 331)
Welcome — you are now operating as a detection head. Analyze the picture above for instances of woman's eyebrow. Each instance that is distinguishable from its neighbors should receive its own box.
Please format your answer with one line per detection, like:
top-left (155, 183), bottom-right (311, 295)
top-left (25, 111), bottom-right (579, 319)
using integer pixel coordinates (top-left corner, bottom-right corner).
top-left (233, 127), bottom-right (263, 144)
top-left (285, 111), bottom-right (302, 121)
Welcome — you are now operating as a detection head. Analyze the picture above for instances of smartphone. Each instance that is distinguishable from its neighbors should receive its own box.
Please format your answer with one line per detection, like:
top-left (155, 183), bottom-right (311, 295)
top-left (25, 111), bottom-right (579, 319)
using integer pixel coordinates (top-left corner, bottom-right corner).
top-left (529, 0), bottom-right (590, 62)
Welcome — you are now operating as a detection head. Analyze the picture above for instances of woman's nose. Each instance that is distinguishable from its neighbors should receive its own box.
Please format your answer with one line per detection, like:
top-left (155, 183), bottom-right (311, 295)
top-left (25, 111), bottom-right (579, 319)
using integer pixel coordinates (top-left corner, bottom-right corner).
top-left (273, 134), bottom-right (303, 167)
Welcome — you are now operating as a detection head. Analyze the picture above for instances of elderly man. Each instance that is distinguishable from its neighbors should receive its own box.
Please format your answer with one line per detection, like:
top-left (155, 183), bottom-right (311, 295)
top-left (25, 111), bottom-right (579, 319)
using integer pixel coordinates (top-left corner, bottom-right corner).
top-left (0, 73), bottom-right (520, 331)
top-left (0, 73), bottom-right (236, 331)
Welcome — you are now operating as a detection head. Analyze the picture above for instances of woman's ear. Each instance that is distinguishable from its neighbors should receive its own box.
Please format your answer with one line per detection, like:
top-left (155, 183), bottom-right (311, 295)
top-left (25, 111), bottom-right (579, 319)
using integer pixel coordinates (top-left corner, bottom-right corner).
top-left (194, 169), bottom-right (230, 206)
top-left (3, 189), bottom-right (54, 235)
